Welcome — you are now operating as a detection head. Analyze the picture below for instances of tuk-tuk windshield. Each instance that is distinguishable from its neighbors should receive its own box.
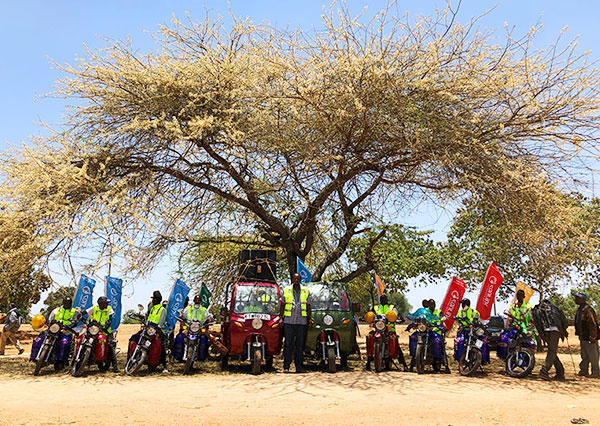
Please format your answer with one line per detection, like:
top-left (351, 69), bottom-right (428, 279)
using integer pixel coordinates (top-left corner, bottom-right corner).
top-left (233, 285), bottom-right (280, 315)
top-left (308, 283), bottom-right (350, 312)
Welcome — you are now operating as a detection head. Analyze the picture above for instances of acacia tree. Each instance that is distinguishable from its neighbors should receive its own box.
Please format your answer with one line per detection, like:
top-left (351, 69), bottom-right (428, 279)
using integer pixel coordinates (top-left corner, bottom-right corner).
top-left (1, 3), bottom-right (599, 283)
top-left (446, 191), bottom-right (600, 298)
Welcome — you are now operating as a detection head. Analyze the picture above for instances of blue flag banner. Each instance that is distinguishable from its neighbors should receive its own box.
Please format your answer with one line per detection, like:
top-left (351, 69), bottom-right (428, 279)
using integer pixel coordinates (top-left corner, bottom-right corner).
top-left (165, 279), bottom-right (190, 332)
top-left (297, 257), bottom-right (312, 285)
top-left (73, 274), bottom-right (96, 311)
top-left (105, 276), bottom-right (123, 331)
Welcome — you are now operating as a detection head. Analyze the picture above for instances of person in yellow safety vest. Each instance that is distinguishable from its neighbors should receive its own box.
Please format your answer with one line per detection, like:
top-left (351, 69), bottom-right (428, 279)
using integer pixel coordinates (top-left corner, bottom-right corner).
top-left (279, 273), bottom-right (312, 373)
top-left (49, 297), bottom-right (77, 327)
top-left (85, 296), bottom-right (118, 372)
top-left (428, 299), bottom-right (444, 334)
top-left (510, 289), bottom-right (533, 329)
top-left (366, 295), bottom-right (409, 371)
top-left (457, 298), bottom-right (480, 326)
top-left (182, 295), bottom-right (208, 323)
top-left (129, 290), bottom-right (168, 372)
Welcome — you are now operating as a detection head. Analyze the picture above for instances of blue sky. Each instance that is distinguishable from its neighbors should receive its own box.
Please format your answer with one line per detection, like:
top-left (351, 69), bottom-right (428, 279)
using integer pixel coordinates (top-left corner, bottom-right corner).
top-left (1, 1), bottom-right (598, 313)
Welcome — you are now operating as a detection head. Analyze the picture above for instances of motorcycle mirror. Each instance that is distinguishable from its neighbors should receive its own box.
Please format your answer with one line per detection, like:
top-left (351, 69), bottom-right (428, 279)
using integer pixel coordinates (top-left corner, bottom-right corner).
top-left (137, 304), bottom-right (144, 312)
top-left (351, 303), bottom-right (360, 313)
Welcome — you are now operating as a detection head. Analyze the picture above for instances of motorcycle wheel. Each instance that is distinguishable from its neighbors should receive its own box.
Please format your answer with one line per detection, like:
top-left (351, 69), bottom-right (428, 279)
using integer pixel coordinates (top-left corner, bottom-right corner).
top-left (265, 355), bottom-right (273, 369)
top-left (458, 348), bottom-right (482, 376)
top-left (415, 344), bottom-right (425, 375)
top-left (220, 354), bottom-right (229, 369)
top-left (505, 348), bottom-right (535, 378)
top-left (251, 348), bottom-right (262, 375)
top-left (326, 346), bottom-right (336, 373)
top-left (71, 346), bottom-right (91, 377)
top-left (183, 347), bottom-right (195, 375)
top-left (125, 349), bottom-right (147, 376)
top-left (33, 345), bottom-right (49, 376)
top-left (374, 340), bottom-right (383, 373)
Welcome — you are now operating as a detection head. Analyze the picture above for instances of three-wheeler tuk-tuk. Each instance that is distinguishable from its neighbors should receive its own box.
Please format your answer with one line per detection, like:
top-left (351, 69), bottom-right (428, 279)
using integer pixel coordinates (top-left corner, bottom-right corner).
top-left (220, 281), bottom-right (282, 374)
top-left (304, 281), bottom-right (359, 373)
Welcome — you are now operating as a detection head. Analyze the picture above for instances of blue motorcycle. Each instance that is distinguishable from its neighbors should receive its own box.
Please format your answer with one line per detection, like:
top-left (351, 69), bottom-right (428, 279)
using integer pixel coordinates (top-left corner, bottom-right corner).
top-left (31, 320), bottom-right (75, 375)
top-left (173, 317), bottom-right (211, 375)
top-left (407, 308), bottom-right (449, 374)
top-left (497, 313), bottom-right (536, 378)
top-left (453, 316), bottom-right (490, 376)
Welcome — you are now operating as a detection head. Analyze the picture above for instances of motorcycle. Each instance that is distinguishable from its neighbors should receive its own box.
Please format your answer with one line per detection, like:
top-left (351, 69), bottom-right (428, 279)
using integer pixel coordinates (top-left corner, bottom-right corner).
top-left (453, 316), bottom-right (490, 376)
top-left (497, 312), bottom-right (536, 378)
top-left (31, 320), bottom-right (75, 375)
top-left (409, 316), bottom-right (449, 374)
top-left (124, 312), bottom-right (162, 375)
top-left (173, 317), bottom-right (211, 375)
top-left (70, 320), bottom-right (112, 377)
top-left (365, 312), bottom-right (401, 373)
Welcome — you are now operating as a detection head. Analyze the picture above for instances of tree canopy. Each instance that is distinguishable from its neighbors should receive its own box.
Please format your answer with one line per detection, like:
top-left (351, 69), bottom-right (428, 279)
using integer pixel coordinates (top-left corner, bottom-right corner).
top-left (1, 2), bottom-right (599, 289)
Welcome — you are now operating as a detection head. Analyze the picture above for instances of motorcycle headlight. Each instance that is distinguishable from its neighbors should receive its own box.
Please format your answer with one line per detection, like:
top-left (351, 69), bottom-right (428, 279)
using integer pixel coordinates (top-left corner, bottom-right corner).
top-left (475, 328), bottom-right (485, 337)
top-left (146, 327), bottom-right (157, 336)
top-left (417, 324), bottom-right (427, 333)
top-left (252, 319), bottom-right (263, 330)
top-left (88, 325), bottom-right (100, 336)
top-left (189, 323), bottom-right (201, 333)
top-left (375, 320), bottom-right (386, 331)
top-left (49, 323), bottom-right (60, 334)
top-left (323, 315), bottom-right (334, 326)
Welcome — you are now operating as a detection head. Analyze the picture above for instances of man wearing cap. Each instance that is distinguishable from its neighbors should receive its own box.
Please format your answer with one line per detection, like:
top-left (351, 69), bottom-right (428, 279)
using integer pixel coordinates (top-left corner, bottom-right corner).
top-left (574, 292), bottom-right (599, 378)
top-left (280, 273), bottom-right (311, 373)
top-left (86, 296), bottom-right (118, 372)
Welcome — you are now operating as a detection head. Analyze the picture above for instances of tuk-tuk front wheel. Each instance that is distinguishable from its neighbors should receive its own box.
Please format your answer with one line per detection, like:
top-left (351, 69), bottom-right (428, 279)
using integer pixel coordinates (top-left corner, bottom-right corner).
top-left (327, 346), bottom-right (336, 373)
top-left (251, 348), bottom-right (262, 375)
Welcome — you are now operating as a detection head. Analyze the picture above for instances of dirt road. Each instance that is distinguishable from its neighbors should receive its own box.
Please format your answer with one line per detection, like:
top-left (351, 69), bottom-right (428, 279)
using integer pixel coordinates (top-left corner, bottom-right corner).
top-left (0, 325), bottom-right (598, 425)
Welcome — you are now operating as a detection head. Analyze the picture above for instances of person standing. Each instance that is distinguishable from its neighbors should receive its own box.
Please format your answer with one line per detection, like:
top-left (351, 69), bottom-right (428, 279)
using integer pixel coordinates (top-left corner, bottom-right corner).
top-left (532, 299), bottom-right (568, 380)
top-left (280, 273), bottom-right (311, 373)
top-left (0, 303), bottom-right (24, 355)
top-left (574, 292), bottom-right (599, 378)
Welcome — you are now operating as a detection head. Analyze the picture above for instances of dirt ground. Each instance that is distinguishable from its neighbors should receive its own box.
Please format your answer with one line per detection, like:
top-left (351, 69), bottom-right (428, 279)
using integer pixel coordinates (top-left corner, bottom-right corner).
top-left (0, 324), bottom-right (599, 426)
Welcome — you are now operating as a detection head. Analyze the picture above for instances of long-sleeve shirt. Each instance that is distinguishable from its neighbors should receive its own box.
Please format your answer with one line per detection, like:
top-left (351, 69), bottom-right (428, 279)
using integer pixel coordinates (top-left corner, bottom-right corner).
top-left (3, 308), bottom-right (21, 333)
top-left (575, 303), bottom-right (598, 341)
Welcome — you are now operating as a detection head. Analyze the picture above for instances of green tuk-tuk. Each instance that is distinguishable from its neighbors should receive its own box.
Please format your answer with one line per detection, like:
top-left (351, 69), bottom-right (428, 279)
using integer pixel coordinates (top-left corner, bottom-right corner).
top-left (304, 281), bottom-right (359, 373)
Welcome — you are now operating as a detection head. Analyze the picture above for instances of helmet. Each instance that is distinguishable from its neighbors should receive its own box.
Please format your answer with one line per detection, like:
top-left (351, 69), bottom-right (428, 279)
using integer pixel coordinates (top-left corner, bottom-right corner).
top-left (364, 311), bottom-right (375, 324)
top-left (31, 314), bottom-right (46, 330)
top-left (386, 310), bottom-right (398, 323)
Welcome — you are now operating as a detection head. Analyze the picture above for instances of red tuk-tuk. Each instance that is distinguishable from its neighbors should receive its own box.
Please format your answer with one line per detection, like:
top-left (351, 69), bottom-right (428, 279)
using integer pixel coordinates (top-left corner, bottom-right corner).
top-left (220, 281), bottom-right (282, 374)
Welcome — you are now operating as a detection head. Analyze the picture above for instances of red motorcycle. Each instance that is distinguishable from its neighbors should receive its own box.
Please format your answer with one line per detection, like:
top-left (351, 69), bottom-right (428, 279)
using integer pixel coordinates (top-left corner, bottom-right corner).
top-left (220, 282), bottom-right (282, 375)
top-left (70, 320), bottom-right (110, 377)
top-left (124, 311), bottom-right (162, 375)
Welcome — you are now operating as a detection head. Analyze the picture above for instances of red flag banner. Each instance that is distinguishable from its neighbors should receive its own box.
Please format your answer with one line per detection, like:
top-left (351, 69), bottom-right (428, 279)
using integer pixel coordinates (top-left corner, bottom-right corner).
top-left (440, 277), bottom-right (466, 330)
top-left (476, 262), bottom-right (504, 320)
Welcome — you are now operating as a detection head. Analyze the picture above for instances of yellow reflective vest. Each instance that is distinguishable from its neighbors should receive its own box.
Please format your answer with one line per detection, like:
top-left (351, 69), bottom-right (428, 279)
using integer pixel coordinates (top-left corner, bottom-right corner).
top-left (284, 287), bottom-right (308, 317)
